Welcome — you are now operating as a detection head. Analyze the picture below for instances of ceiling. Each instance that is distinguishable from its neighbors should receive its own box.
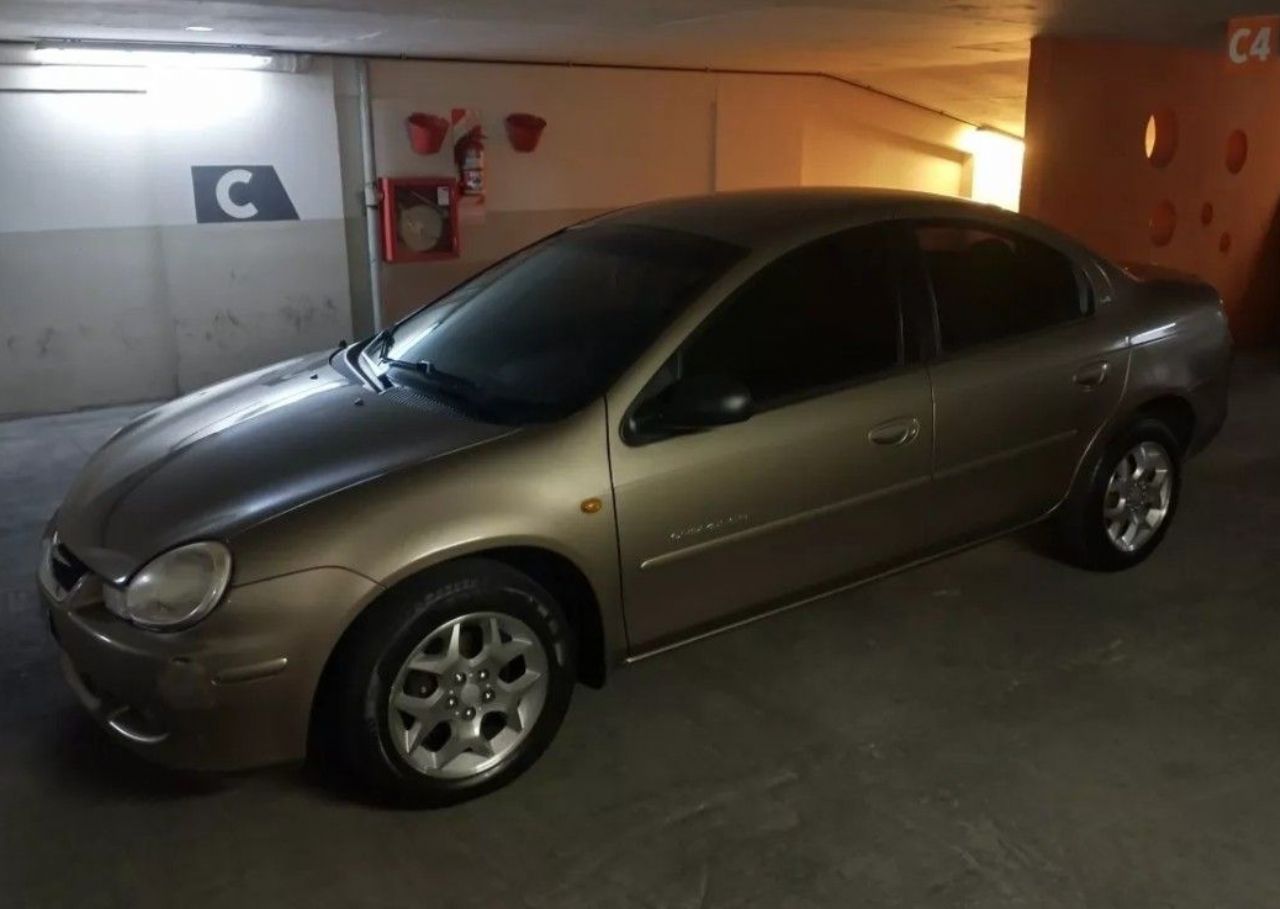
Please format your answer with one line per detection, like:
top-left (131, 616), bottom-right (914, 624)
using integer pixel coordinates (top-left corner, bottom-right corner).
top-left (0, 1), bottom-right (1244, 134)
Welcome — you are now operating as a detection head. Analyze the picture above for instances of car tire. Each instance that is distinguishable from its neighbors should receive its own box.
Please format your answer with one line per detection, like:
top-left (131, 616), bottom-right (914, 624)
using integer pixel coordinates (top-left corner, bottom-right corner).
top-left (1056, 417), bottom-right (1183, 571)
top-left (329, 558), bottom-right (575, 807)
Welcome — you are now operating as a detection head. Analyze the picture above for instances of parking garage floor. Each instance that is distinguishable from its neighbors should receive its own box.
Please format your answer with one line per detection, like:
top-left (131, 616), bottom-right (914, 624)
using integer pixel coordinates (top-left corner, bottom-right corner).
top-left (3, 356), bottom-right (1279, 909)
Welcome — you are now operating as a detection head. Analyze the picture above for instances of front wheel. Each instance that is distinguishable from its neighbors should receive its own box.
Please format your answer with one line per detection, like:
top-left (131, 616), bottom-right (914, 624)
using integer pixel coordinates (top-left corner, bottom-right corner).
top-left (330, 559), bottom-right (575, 806)
top-left (1056, 418), bottom-right (1183, 571)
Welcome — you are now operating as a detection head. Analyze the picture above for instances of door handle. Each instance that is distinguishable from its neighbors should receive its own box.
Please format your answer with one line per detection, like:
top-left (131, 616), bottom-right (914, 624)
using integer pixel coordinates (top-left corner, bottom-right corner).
top-left (1073, 361), bottom-right (1110, 389)
top-left (868, 417), bottom-right (921, 447)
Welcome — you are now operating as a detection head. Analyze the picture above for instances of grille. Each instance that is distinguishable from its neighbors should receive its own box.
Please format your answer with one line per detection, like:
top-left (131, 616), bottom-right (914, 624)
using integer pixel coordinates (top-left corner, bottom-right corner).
top-left (46, 538), bottom-right (89, 597)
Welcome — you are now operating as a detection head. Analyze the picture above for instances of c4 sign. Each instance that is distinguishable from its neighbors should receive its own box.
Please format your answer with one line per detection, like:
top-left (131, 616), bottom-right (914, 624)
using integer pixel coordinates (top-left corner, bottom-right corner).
top-left (1227, 16), bottom-right (1280, 69)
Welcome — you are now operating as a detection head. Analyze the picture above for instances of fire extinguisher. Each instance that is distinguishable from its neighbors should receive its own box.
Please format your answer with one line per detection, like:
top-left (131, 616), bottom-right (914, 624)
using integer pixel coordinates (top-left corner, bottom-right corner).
top-left (453, 125), bottom-right (485, 197)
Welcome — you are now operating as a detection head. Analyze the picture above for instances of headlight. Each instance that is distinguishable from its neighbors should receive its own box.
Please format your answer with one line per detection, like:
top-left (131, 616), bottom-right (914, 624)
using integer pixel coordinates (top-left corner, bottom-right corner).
top-left (104, 542), bottom-right (232, 631)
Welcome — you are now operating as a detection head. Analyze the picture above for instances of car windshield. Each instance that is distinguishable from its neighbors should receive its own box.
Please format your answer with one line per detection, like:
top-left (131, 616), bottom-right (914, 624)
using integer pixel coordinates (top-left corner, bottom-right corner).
top-left (370, 223), bottom-right (745, 423)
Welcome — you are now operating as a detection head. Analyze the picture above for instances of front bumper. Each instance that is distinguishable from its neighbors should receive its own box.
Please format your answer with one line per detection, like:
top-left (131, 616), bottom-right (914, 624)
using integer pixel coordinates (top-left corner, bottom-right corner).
top-left (42, 564), bottom-right (379, 772)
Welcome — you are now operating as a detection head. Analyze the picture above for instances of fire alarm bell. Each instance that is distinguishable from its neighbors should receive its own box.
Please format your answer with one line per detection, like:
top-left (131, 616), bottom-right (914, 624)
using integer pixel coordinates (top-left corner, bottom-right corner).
top-left (379, 176), bottom-right (460, 263)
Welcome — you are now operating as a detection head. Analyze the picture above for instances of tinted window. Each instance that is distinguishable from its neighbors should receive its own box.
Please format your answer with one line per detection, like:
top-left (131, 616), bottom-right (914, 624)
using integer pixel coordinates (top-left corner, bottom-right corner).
top-left (678, 225), bottom-right (905, 407)
top-left (376, 224), bottom-right (745, 422)
top-left (916, 225), bottom-right (1086, 352)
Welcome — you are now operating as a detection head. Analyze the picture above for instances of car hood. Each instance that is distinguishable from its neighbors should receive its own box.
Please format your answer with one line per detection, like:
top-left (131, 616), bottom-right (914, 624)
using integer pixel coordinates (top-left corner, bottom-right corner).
top-left (55, 349), bottom-right (515, 584)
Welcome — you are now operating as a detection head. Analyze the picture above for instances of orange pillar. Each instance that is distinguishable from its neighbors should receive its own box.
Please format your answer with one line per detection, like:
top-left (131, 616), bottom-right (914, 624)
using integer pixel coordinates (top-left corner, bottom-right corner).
top-left (1021, 35), bottom-right (1280, 345)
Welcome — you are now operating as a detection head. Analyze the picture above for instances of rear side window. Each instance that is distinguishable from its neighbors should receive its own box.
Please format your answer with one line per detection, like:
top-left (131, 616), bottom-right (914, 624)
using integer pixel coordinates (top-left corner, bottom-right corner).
top-left (916, 225), bottom-right (1087, 353)
top-left (679, 224), bottom-right (905, 407)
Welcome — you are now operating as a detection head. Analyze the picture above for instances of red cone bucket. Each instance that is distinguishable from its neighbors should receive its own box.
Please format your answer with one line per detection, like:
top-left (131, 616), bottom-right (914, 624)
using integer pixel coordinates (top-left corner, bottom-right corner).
top-left (505, 113), bottom-right (547, 152)
top-left (405, 113), bottom-right (449, 155)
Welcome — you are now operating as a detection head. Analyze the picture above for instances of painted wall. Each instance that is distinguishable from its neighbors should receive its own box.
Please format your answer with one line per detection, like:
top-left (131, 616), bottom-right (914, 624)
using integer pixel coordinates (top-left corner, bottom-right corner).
top-left (0, 59), bottom-right (352, 417)
top-left (366, 60), bottom-right (975, 321)
top-left (0, 54), bottom-right (991, 417)
top-left (1022, 36), bottom-right (1280, 346)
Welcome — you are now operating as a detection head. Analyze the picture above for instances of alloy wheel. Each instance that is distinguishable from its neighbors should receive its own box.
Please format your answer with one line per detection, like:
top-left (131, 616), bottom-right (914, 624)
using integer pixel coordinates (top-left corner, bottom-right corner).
top-left (1103, 441), bottom-right (1174, 553)
top-left (387, 611), bottom-right (549, 779)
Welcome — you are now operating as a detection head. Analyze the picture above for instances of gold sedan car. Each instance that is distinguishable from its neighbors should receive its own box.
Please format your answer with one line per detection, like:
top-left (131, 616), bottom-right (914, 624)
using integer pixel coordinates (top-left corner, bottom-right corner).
top-left (40, 189), bottom-right (1230, 805)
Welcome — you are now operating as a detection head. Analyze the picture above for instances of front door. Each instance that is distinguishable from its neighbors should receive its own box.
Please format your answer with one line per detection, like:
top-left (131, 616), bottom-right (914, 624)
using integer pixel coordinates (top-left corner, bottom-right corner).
top-left (609, 223), bottom-right (936, 652)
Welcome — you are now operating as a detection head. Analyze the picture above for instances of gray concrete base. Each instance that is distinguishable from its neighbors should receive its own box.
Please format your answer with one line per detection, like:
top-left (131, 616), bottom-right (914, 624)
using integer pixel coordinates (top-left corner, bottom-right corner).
top-left (0, 220), bottom-right (352, 418)
top-left (2, 357), bottom-right (1279, 908)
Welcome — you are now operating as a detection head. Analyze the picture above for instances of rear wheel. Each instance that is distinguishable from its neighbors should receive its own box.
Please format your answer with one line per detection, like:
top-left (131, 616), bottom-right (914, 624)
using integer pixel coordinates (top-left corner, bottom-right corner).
top-left (330, 559), bottom-right (575, 806)
top-left (1056, 417), bottom-right (1182, 571)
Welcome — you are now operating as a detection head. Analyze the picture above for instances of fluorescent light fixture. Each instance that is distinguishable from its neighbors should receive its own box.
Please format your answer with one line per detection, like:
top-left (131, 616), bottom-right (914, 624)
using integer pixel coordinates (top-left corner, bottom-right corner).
top-left (33, 42), bottom-right (274, 70)
top-left (963, 127), bottom-right (1025, 212)
top-left (184, 26), bottom-right (215, 32)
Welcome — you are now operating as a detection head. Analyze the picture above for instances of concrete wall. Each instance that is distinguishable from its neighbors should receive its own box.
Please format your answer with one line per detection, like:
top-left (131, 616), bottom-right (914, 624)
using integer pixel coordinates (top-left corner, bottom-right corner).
top-left (367, 60), bottom-right (974, 321)
top-left (0, 60), bottom-right (352, 417)
top-left (1022, 36), bottom-right (1280, 346)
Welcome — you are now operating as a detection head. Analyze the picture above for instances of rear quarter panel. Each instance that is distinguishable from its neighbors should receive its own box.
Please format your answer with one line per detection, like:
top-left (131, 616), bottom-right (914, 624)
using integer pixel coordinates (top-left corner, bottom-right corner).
top-left (1108, 266), bottom-right (1232, 454)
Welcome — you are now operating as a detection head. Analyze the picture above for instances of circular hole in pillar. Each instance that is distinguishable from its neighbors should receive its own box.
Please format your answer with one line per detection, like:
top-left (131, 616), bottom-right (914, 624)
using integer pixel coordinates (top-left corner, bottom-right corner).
top-left (1201, 202), bottom-right (1214, 226)
top-left (1149, 200), bottom-right (1177, 246)
top-left (1226, 130), bottom-right (1248, 174)
top-left (1220, 232), bottom-right (1232, 254)
top-left (1144, 110), bottom-right (1178, 167)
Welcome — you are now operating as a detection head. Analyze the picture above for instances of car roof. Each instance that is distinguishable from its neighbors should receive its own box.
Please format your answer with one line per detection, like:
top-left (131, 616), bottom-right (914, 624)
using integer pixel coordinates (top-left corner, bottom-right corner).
top-left (589, 187), bottom-right (1021, 249)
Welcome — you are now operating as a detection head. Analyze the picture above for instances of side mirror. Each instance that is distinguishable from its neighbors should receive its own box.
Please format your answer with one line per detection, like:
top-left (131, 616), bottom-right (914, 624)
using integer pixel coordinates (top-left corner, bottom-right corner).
top-left (637, 374), bottom-right (754, 436)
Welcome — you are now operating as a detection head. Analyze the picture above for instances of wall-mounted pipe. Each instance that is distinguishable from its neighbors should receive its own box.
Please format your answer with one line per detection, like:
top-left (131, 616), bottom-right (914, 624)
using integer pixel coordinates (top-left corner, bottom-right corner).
top-left (356, 58), bottom-right (385, 333)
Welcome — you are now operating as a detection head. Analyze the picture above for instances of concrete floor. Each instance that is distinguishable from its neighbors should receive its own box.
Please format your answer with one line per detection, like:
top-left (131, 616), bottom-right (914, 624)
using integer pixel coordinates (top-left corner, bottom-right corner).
top-left (2, 357), bottom-right (1279, 909)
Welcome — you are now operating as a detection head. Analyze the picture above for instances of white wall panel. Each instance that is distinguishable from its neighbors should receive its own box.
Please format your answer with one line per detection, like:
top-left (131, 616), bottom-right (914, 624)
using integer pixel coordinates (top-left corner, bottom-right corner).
top-left (0, 60), bottom-right (351, 416)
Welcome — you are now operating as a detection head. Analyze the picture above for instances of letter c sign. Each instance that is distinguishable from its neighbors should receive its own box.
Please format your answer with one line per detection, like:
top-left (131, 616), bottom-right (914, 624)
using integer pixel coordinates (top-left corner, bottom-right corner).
top-left (214, 169), bottom-right (258, 220)
top-left (191, 166), bottom-right (299, 223)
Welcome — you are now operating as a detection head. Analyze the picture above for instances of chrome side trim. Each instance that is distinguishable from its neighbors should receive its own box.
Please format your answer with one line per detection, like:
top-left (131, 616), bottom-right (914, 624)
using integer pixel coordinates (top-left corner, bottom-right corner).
top-left (639, 475), bottom-right (931, 571)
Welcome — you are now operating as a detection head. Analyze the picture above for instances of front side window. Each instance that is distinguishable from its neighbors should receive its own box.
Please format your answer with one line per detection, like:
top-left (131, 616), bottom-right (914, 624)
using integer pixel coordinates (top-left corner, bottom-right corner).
top-left (373, 223), bottom-right (745, 423)
top-left (676, 224), bottom-right (906, 409)
top-left (915, 224), bottom-right (1088, 353)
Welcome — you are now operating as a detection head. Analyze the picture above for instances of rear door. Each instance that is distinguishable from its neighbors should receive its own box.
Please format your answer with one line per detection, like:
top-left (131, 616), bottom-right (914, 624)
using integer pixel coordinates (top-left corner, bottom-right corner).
top-left (911, 221), bottom-right (1127, 545)
top-left (609, 223), bottom-right (936, 651)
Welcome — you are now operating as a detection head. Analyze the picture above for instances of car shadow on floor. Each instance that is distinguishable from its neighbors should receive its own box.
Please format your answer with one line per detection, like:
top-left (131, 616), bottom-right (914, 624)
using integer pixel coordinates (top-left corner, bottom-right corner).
top-left (39, 705), bottom-right (233, 803)
top-left (1006, 519), bottom-right (1064, 561)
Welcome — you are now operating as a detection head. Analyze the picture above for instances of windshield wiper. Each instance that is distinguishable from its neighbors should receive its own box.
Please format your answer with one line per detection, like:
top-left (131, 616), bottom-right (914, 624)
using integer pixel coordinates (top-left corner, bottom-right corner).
top-left (378, 354), bottom-right (478, 392)
top-left (369, 326), bottom-right (480, 399)
top-left (367, 327), bottom-right (396, 357)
